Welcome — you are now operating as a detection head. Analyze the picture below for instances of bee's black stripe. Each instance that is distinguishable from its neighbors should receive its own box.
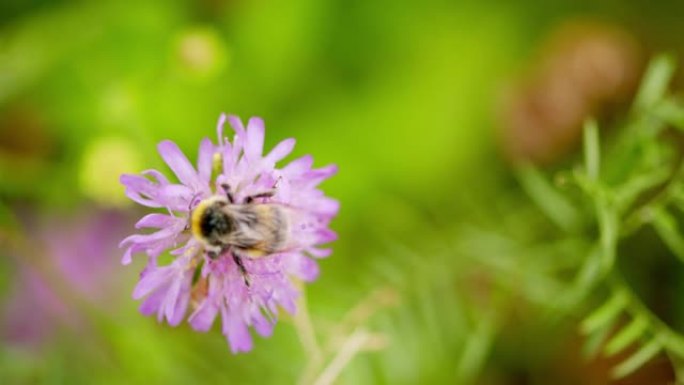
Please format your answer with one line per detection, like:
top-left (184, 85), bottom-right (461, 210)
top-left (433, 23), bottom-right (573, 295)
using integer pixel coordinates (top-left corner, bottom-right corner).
top-left (201, 205), bottom-right (233, 244)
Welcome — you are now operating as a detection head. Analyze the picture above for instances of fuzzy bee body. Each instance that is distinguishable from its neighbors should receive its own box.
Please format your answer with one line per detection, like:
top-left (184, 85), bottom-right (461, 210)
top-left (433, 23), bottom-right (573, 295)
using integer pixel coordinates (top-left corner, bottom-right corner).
top-left (191, 195), bottom-right (290, 259)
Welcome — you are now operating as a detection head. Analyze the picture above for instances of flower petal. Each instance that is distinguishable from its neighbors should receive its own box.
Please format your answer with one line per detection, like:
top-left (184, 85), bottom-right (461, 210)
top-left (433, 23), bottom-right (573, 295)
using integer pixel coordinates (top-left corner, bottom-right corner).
top-left (135, 213), bottom-right (177, 229)
top-left (121, 243), bottom-right (144, 265)
top-left (164, 275), bottom-right (190, 327)
top-left (283, 155), bottom-right (313, 178)
top-left (157, 184), bottom-right (195, 211)
top-left (227, 115), bottom-right (246, 136)
top-left (288, 254), bottom-right (319, 282)
top-left (264, 138), bottom-right (295, 165)
top-left (306, 247), bottom-right (332, 258)
top-left (309, 197), bottom-right (340, 217)
top-left (303, 164), bottom-right (338, 186)
top-left (251, 310), bottom-right (275, 337)
top-left (216, 113), bottom-right (227, 146)
top-left (197, 138), bottom-right (214, 184)
top-left (132, 266), bottom-right (173, 299)
top-left (158, 140), bottom-right (200, 187)
top-left (120, 174), bottom-right (164, 208)
top-left (189, 299), bottom-right (218, 332)
top-left (222, 306), bottom-right (253, 353)
top-left (140, 287), bottom-right (166, 316)
top-left (244, 117), bottom-right (265, 160)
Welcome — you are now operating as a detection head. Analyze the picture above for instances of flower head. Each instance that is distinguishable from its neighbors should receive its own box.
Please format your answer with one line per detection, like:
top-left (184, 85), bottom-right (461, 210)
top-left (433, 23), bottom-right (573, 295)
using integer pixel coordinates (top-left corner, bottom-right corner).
top-left (120, 114), bottom-right (338, 352)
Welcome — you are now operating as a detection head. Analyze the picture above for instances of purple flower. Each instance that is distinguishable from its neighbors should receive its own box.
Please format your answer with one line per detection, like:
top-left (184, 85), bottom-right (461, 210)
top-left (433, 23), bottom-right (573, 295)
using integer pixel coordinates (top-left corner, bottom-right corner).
top-left (120, 114), bottom-right (338, 352)
top-left (2, 209), bottom-right (131, 348)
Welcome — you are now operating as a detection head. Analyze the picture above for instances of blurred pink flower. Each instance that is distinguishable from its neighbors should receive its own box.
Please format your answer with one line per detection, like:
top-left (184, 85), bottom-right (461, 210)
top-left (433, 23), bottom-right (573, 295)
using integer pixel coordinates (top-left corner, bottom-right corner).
top-left (2, 209), bottom-right (131, 347)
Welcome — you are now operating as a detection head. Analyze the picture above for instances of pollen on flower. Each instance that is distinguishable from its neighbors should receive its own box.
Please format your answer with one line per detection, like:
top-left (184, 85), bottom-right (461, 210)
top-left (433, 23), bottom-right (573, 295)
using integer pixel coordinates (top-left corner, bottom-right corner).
top-left (119, 114), bottom-right (339, 353)
top-left (212, 151), bottom-right (222, 174)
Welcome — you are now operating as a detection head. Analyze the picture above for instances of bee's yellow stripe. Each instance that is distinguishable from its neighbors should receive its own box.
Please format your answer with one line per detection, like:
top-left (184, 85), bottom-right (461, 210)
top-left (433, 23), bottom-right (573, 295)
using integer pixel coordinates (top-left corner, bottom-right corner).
top-left (191, 197), bottom-right (219, 238)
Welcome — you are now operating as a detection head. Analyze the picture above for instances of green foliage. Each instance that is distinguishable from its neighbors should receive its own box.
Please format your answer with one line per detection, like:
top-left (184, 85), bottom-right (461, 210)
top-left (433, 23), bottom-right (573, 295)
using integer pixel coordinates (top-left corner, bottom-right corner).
top-left (518, 54), bottom-right (684, 380)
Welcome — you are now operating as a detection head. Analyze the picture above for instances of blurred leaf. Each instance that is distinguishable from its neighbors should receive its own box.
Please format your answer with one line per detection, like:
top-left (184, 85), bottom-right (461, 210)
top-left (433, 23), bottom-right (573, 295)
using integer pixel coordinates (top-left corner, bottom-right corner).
top-left (614, 166), bottom-right (670, 213)
top-left (456, 312), bottom-right (495, 383)
top-left (633, 54), bottom-right (676, 113)
top-left (557, 247), bottom-right (602, 312)
top-left (0, 3), bottom-right (105, 103)
top-left (583, 118), bottom-right (600, 183)
top-left (652, 208), bottom-right (684, 264)
top-left (516, 165), bottom-right (581, 232)
top-left (653, 98), bottom-right (684, 130)
top-left (583, 317), bottom-right (616, 359)
top-left (581, 290), bottom-right (627, 335)
top-left (611, 339), bottom-right (661, 379)
top-left (604, 316), bottom-right (648, 356)
top-left (659, 330), bottom-right (684, 358)
top-left (597, 203), bottom-right (618, 271)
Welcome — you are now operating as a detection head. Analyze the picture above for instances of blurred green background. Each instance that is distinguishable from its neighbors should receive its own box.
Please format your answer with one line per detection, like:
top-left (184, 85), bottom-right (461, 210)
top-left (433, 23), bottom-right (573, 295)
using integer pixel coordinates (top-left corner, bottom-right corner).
top-left (3, 0), bottom-right (684, 384)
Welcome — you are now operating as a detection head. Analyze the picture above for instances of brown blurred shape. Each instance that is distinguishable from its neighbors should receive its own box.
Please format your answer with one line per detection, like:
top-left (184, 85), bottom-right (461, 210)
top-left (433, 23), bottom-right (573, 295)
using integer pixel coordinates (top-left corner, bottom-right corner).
top-left (0, 102), bottom-right (53, 161)
top-left (498, 21), bottom-right (644, 165)
top-left (553, 331), bottom-right (675, 385)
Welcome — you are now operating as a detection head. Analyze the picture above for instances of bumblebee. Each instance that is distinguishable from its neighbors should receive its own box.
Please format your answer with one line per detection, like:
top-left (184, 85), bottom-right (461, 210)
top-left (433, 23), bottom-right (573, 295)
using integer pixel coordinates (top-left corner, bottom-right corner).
top-left (190, 184), bottom-right (290, 286)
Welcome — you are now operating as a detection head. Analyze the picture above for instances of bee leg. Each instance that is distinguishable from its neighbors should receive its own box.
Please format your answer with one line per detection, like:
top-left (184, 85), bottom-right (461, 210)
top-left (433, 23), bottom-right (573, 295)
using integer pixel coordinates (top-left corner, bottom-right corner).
top-left (245, 190), bottom-right (275, 204)
top-left (273, 176), bottom-right (283, 188)
top-left (232, 254), bottom-right (251, 287)
top-left (205, 244), bottom-right (225, 260)
top-left (220, 183), bottom-right (235, 204)
top-left (184, 193), bottom-right (202, 232)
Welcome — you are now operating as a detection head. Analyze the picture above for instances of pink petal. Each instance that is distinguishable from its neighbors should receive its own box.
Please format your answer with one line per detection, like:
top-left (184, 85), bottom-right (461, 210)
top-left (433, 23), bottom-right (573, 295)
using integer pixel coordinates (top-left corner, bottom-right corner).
top-left (132, 267), bottom-right (173, 299)
top-left (307, 247), bottom-right (332, 258)
top-left (227, 115), bottom-right (246, 136)
top-left (304, 164), bottom-right (338, 186)
top-left (265, 138), bottom-right (295, 165)
top-left (141, 169), bottom-right (170, 185)
top-left (283, 155), bottom-right (313, 177)
top-left (290, 255), bottom-right (320, 282)
top-left (135, 213), bottom-right (177, 229)
top-left (140, 287), bottom-right (166, 316)
top-left (119, 224), bottom-right (182, 253)
top-left (157, 184), bottom-right (195, 211)
top-left (164, 276), bottom-right (190, 327)
top-left (121, 243), bottom-right (144, 265)
top-left (310, 197), bottom-right (340, 216)
top-left (223, 307), bottom-right (253, 353)
top-left (314, 229), bottom-right (338, 244)
top-left (216, 113), bottom-right (227, 146)
top-left (251, 310), bottom-right (275, 337)
top-left (189, 300), bottom-right (219, 332)
top-left (157, 140), bottom-right (200, 187)
top-left (197, 138), bottom-right (214, 184)
top-left (244, 117), bottom-right (265, 160)
top-left (120, 174), bottom-right (164, 208)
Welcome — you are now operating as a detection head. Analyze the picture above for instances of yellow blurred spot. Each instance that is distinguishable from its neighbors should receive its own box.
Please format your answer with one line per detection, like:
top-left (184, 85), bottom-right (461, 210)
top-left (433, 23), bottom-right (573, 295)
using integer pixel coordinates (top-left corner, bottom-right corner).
top-left (212, 151), bottom-right (222, 175)
top-left (79, 137), bottom-right (142, 207)
top-left (174, 27), bottom-right (229, 81)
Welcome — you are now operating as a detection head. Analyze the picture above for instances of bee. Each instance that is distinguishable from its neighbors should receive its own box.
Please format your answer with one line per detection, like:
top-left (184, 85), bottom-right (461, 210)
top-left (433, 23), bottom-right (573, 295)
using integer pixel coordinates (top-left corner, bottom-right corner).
top-left (190, 184), bottom-right (290, 286)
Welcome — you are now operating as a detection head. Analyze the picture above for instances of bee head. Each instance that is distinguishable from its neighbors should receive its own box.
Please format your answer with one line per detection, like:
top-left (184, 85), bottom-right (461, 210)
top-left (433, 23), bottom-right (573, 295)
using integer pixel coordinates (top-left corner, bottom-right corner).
top-left (191, 196), bottom-right (235, 245)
